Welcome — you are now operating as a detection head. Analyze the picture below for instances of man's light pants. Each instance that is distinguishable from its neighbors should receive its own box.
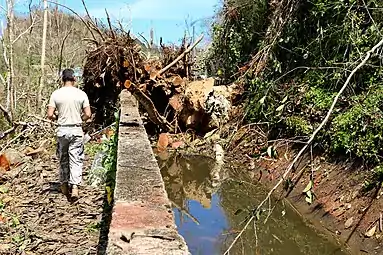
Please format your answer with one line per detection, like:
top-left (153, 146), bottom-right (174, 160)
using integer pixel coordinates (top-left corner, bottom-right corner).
top-left (57, 133), bottom-right (84, 185)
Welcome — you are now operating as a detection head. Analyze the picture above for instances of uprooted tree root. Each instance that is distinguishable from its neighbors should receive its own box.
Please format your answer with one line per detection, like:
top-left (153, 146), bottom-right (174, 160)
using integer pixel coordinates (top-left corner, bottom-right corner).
top-left (82, 18), bottom-right (206, 133)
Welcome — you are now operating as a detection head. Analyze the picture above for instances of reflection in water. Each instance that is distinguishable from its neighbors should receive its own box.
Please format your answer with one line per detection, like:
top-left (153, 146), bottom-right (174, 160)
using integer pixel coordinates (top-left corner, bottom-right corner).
top-left (158, 154), bottom-right (349, 255)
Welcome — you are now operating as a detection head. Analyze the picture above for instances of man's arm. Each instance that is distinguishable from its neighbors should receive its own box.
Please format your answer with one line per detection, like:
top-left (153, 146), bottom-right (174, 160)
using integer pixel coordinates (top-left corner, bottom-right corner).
top-left (82, 93), bottom-right (92, 122)
top-left (82, 106), bottom-right (92, 122)
top-left (47, 93), bottom-right (57, 121)
top-left (47, 106), bottom-right (57, 121)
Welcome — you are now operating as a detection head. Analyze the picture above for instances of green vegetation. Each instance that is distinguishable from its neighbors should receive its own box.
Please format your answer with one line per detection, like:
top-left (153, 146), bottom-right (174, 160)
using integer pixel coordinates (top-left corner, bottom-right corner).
top-left (207, 0), bottom-right (383, 169)
top-left (85, 142), bottom-right (104, 158)
top-left (102, 112), bottom-right (119, 205)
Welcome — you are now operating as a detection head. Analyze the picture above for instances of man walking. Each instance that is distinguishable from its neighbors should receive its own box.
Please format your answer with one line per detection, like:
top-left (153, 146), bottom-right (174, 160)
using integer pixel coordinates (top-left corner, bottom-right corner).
top-left (47, 69), bottom-right (91, 200)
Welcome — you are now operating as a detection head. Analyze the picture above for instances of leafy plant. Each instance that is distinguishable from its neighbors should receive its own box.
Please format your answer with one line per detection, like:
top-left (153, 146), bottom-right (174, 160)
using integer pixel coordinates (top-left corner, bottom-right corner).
top-left (102, 111), bottom-right (119, 206)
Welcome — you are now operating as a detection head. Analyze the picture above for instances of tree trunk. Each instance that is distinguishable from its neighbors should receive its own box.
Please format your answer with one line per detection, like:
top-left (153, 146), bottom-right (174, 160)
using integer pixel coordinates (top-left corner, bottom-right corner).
top-left (26, 0), bottom-right (34, 112)
top-left (5, 0), bottom-right (15, 121)
top-left (38, 0), bottom-right (48, 114)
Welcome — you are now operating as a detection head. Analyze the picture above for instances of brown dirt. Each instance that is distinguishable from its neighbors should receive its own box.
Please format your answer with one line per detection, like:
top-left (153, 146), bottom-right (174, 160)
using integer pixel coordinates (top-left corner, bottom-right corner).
top-left (0, 144), bottom-right (104, 254)
top-left (228, 146), bottom-right (383, 255)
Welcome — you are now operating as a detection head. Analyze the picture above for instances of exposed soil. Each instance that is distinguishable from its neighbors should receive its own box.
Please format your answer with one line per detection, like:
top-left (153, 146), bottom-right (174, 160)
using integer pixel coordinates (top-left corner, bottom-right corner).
top-left (227, 146), bottom-right (383, 255)
top-left (0, 143), bottom-right (104, 255)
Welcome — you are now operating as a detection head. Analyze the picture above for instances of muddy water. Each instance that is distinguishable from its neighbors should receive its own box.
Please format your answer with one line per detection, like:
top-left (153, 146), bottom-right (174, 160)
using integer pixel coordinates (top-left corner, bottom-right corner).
top-left (157, 154), bottom-right (350, 255)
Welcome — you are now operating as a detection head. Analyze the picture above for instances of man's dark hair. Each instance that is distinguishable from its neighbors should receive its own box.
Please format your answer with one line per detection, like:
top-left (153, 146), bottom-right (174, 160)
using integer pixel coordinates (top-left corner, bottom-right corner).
top-left (62, 69), bottom-right (75, 82)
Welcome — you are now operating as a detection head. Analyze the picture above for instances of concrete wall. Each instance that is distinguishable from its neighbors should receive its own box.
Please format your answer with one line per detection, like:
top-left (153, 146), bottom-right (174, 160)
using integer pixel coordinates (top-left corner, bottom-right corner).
top-left (107, 90), bottom-right (189, 255)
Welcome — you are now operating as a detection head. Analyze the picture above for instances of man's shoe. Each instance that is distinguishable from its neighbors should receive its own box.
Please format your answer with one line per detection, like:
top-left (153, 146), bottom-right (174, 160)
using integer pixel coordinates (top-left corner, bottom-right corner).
top-left (71, 185), bottom-right (79, 200)
top-left (61, 182), bottom-right (69, 196)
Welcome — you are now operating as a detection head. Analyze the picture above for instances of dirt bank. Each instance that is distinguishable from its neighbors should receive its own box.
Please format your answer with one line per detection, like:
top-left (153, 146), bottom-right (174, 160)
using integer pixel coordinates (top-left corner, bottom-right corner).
top-left (227, 146), bottom-right (383, 255)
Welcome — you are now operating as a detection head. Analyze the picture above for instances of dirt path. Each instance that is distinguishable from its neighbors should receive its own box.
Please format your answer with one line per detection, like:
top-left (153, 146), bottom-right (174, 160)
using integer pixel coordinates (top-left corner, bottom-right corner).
top-left (0, 145), bottom-right (105, 254)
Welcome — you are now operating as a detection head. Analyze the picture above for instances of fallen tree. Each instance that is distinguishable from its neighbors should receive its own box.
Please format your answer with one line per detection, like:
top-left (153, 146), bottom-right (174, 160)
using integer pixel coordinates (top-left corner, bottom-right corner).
top-left (82, 19), bottom-right (242, 134)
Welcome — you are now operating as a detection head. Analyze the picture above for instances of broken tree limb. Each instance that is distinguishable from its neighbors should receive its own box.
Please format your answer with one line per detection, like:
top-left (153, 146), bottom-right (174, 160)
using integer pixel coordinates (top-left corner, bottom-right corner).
top-left (125, 81), bottom-right (174, 132)
top-left (223, 37), bottom-right (383, 255)
top-left (158, 34), bottom-right (204, 76)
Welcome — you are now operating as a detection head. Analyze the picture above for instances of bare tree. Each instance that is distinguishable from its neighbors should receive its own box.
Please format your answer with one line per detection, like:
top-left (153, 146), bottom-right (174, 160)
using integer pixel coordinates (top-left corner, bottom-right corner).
top-left (0, 0), bottom-right (16, 123)
top-left (0, 0), bottom-right (37, 123)
top-left (37, 0), bottom-right (48, 114)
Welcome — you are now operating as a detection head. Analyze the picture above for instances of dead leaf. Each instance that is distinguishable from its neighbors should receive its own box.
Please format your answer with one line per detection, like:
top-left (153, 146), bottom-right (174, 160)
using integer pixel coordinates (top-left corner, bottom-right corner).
top-left (123, 60), bottom-right (130, 67)
top-left (150, 70), bottom-right (159, 80)
top-left (0, 154), bottom-right (10, 171)
top-left (169, 95), bottom-right (183, 112)
top-left (124, 80), bottom-right (132, 89)
top-left (171, 141), bottom-right (184, 149)
top-left (345, 217), bottom-right (354, 229)
top-left (144, 64), bottom-right (151, 72)
top-left (157, 133), bottom-right (169, 151)
top-left (172, 75), bottom-right (183, 86)
top-left (365, 224), bottom-right (377, 237)
top-left (106, 129), bottom-right (114, 139)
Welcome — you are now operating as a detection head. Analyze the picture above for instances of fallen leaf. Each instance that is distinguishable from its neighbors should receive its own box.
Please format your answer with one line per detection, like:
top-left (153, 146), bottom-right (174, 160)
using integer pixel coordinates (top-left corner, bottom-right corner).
top-left (150, 71), bottom-right (159, 80)
top-left (365, 224), bottom-right (377, 237)
top-left (144, 64), bottom-right (151, 72)
top-left (172, 75), bottom-right (183, 86)
top-left (106, 129), bottom-right (114, 139)
top-left (169, 95), bottom-right (183, 112)
top-left (123, 60), bottom-right (130, 67)
top-left (0, 154), bottom-right (10, 171)
top-left (171, 141), bottom-right (184, 149)
top-left (124, 80), bottom-right (132, 89)
top-left (157, 133), bottom-right (169, 151)
top-left (303, 180), bottom-right (314, 193)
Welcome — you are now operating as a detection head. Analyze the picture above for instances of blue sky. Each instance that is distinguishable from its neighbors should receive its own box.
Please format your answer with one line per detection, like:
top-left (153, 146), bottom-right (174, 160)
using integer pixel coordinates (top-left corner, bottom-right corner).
top-left (7, 0), bottom-right (221, 44)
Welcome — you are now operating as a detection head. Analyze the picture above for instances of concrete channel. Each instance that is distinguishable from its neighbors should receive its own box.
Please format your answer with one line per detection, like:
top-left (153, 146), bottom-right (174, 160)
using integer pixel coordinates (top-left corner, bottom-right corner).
top-left (106, 90), bottom-right (190, 254)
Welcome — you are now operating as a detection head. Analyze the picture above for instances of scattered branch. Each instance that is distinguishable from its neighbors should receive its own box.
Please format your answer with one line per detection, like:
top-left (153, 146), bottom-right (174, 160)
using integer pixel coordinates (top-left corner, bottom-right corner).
top-left (224, 37), bottom-right (383, 254)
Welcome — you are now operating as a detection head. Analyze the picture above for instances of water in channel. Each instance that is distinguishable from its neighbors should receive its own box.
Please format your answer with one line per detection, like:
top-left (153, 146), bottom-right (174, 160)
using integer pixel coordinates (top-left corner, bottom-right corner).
top-left (157, 154), bottom-right (349, 255)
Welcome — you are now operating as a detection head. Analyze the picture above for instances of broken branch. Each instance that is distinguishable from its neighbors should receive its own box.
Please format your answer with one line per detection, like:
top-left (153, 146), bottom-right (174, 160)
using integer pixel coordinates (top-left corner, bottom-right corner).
top-left (158, 34), bottom-right (204, 76)
top-left (126, 83), bottom-right (174, 132)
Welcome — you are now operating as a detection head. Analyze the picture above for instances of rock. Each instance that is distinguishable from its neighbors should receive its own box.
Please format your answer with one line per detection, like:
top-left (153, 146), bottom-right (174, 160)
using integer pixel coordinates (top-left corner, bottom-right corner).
top-left (344, 217), bottom-right (354, 229)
